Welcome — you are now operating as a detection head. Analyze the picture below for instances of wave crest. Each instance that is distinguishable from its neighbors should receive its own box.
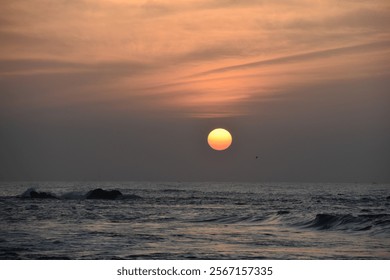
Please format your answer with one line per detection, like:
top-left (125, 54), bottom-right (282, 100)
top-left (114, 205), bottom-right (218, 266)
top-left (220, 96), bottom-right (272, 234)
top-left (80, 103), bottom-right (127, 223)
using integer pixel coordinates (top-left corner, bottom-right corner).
top-left (303, 213), bottom-right (390, 232)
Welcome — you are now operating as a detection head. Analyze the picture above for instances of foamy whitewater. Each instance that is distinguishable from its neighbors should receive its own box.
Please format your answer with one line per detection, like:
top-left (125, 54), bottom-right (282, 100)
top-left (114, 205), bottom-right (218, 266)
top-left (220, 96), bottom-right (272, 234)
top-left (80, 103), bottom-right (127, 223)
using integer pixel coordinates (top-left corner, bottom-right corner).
top-left (0, 182), bottom-right (389, 259)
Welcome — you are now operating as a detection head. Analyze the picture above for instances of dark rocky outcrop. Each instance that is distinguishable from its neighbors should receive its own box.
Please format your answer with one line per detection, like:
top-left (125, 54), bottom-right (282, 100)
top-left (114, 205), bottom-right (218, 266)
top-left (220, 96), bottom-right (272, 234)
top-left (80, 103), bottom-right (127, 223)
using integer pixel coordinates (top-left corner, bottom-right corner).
top-left (29, 190), bottom-right (57, 199)
top-left (20, 188), bottom-right (57, 199)
top-left (85, 188), bottom-right (123, 200)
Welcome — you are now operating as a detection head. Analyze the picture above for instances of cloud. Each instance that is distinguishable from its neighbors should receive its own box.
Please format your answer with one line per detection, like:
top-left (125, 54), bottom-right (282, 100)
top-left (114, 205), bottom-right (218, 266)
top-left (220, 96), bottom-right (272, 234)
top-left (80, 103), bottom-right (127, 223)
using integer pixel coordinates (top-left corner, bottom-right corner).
top-left (0, 58), bottom-right (156, 76)
top-left (271, 7), bottom-right (390, 31)
top-left (1, 0), bottom-right (390, 121)
top-left (190, 41), bottom-right (390, 77)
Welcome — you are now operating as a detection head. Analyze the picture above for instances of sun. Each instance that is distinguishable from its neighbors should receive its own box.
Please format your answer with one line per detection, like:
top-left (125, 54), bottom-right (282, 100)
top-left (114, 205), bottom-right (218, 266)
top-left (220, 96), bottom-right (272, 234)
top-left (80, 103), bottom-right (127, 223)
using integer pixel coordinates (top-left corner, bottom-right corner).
top-left (207, 128), bottom-right (232, 151)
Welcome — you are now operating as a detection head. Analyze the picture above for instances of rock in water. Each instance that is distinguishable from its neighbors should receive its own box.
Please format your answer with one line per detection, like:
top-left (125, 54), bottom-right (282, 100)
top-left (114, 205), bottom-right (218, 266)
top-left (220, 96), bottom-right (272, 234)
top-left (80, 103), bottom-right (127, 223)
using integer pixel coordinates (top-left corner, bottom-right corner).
top-left (30, 190), bottom-right (57, 199)
top-left (85, 188), bottom-right (123, 200)
top-left (20, 188), bottom-right (57, 199)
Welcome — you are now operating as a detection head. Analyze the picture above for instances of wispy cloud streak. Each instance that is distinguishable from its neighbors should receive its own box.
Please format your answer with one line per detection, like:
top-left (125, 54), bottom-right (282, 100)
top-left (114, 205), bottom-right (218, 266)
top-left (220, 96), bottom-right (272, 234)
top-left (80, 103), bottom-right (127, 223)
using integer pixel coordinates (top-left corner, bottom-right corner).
top-left (190, 41), bottom-right (390, 77)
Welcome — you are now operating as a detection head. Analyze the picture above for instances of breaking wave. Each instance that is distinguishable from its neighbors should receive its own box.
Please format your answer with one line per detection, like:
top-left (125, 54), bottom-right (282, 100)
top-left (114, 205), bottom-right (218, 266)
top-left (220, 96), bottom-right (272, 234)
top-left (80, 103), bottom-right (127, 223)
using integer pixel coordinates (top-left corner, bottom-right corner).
top-left (302, 213), bottom-right (390, 232)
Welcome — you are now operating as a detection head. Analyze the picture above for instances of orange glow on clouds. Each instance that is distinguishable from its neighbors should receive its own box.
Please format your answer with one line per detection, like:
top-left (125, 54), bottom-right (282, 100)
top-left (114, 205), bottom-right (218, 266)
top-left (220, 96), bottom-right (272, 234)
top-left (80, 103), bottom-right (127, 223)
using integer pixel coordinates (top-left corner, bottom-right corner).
top-left (0, 0), bottom-right (389, 119)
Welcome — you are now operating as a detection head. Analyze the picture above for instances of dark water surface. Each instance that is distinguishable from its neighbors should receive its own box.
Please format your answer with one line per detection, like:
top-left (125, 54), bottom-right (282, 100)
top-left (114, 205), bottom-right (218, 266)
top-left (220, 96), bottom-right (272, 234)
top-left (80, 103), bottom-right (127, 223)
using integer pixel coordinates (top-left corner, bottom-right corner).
top-left (1, 182), bottom-right (389, 259)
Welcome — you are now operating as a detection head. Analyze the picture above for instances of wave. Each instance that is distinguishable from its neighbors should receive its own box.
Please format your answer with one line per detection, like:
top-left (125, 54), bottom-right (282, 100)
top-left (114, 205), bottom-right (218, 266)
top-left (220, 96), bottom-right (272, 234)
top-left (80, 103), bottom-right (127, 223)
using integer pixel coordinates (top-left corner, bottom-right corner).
top-left (161, 189), bottom-right (188, 193)
top-left (302, 213), bottom-right (390, 232)
top-left (189, 211), bottom-right (289, 224)
top-left (60, 191), bottom-right (85, 200)
top-left (192, 214), bottom-right (268, 224)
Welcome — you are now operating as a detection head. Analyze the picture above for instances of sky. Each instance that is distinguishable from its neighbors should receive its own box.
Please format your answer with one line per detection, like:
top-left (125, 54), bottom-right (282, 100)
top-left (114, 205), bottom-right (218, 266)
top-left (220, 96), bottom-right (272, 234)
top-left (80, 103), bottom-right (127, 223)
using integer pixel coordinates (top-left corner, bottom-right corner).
top-left (0, 0), bottom-right (389, 182)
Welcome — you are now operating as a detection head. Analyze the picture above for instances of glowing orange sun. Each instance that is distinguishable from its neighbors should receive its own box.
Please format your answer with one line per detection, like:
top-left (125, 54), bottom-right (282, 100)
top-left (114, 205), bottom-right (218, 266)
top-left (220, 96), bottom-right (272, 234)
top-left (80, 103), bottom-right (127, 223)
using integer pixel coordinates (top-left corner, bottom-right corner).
top-left (207, 128), bottom-right (232, 151)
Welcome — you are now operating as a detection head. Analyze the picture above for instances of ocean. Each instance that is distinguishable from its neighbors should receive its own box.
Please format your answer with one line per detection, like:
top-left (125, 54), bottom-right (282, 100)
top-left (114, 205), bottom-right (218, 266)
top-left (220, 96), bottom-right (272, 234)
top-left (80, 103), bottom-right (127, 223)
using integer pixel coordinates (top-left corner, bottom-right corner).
top-left (0, 182), bottom-right (389, 259)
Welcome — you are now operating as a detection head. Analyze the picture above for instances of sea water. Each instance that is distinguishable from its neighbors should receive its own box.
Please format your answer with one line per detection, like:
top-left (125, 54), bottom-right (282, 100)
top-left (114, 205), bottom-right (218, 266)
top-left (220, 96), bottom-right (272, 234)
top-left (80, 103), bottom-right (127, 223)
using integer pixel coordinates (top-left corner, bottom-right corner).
top-left (0, 182), bottom-right (389, 259)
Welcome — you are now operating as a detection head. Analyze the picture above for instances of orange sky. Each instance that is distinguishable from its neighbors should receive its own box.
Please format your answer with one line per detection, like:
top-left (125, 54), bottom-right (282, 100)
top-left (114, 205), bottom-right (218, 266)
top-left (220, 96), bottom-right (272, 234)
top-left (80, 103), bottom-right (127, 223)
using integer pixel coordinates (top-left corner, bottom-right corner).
top-left (1, 1), bottom-right (390, 181)
top-left (1, 0), bottom-right (389, 119)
